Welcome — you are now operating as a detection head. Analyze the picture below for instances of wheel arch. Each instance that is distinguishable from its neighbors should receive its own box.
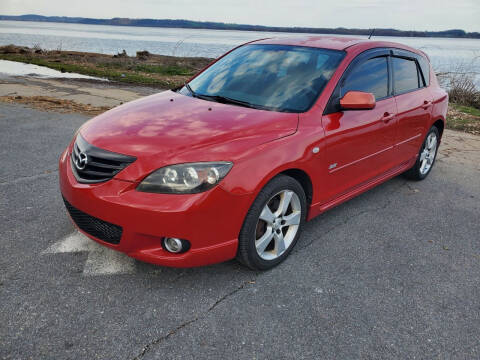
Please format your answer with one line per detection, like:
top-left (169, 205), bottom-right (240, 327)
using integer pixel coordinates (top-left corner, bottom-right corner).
top-left (245, 165), bottom-right (315, 209)
top-left (279, 168), bottom-right (313, 206)
top-left (432, 118), bottom-right (445, 138)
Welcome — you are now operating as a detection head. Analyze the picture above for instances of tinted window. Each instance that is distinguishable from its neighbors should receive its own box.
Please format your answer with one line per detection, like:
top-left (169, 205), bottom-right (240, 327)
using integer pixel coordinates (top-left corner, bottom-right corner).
top-left (393, 57), bottom-right (420, 94)
top-left (417, 56), bottom-right (430, 86)
top-left (341, 57), bottom-right (389, 100)
top-left (185, 44), bottom-right (345, 113)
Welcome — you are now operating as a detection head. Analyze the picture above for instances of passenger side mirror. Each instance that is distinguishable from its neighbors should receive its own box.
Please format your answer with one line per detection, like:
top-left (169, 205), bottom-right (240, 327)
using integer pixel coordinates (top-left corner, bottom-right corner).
top-left (340, 91), bottom-right (376, 110)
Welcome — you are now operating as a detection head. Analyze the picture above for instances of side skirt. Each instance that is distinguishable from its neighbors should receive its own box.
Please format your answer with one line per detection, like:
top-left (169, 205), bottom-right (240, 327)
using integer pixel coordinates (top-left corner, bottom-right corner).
top-left (307, 157), bottom-right (416, 221)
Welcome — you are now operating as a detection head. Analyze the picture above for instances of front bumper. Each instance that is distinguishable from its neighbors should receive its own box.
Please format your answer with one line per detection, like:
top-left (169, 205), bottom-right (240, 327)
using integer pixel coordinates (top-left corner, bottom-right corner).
top-left (59, 147), bottom-right (254, 267)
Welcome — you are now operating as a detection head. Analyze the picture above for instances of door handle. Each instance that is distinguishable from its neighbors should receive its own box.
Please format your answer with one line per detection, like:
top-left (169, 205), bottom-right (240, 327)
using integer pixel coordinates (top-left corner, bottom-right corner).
top-left (422, 100), bottom-right (432, 110)
top-left (382, 112), bottom-right (395, 123)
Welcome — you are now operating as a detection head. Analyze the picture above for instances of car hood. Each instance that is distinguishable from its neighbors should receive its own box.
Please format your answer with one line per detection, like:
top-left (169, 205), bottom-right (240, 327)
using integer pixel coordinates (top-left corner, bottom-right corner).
top-left (80, 90), bottom-right (298, 181)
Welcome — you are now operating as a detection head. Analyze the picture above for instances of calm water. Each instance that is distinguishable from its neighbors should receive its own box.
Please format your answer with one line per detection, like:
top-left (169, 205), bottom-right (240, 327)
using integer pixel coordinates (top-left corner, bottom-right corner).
top-left (1, 20), bottom-right (479, 78)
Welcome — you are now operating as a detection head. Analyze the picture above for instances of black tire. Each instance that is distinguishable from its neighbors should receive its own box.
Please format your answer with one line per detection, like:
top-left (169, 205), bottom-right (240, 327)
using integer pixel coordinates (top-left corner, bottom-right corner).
top-left (236, 175), bottom-right (307, 270)
top-left (404, 126), bottom-right (440, 181)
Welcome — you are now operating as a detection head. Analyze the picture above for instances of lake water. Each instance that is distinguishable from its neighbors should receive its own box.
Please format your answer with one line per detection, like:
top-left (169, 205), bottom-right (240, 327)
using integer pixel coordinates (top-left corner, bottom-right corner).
top-left (1, 20), bottom-right (479, 80)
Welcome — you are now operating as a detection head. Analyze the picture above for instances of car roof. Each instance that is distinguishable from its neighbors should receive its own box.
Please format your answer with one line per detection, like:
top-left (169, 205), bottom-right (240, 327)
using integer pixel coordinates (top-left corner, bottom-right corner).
top-left (252, 36), bottom-right (426, 57)
top-left (253, 36), bottom-right (367, 50)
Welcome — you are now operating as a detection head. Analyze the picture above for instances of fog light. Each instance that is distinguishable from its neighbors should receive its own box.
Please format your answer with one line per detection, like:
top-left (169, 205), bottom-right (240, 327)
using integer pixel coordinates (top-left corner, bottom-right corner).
top-left (163, 237), bottom-right (190, 253)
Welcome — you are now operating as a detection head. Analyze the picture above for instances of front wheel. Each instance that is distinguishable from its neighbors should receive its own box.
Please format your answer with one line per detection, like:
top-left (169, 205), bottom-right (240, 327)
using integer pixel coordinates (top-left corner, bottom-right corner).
top-left (404, 126), bottom-right (440, 181)
top-left (236, 175), bottom-right (307, 270)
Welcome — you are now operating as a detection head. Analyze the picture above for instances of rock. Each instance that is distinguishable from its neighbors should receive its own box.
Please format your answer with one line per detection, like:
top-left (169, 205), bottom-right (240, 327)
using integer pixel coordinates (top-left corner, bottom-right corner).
top-left (113, 50), bottom-right (128, 58)
top-left (136, 50), bottom-right (150, 60)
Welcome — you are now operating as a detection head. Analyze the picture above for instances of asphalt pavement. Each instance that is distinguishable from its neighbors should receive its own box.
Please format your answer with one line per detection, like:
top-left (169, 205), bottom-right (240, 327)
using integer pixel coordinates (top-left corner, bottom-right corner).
top-left (1, 102), bottom-right (479, 359)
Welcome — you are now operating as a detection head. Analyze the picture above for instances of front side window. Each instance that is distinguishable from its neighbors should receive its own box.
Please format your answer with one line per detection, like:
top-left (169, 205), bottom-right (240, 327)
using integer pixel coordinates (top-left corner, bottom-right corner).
top-left (341, 57), bottom-right (389, 100)
top-left (393, 57), bottom-right (420, 94)
top-left (184, 44), bottom-right (345, 113)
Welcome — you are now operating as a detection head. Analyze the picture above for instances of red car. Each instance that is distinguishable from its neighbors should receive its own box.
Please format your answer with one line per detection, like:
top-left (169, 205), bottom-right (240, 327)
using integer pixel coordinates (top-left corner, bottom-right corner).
top-left (59, 36), bottom-right (448, 270)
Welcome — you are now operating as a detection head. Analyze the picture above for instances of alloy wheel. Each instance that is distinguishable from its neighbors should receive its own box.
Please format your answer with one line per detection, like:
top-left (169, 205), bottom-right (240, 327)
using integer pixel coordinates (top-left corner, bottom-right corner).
top-left (419, 132), bottom-right (438, 175)
top-left (254, 190), bottom-right (302, 260)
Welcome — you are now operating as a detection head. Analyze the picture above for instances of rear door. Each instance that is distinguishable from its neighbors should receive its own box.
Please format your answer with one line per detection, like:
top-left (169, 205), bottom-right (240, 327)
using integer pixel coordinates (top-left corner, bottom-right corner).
top-left (321, 49), bottom-right (397, 201)
top-left (391, 50), bottom-right (433, 163)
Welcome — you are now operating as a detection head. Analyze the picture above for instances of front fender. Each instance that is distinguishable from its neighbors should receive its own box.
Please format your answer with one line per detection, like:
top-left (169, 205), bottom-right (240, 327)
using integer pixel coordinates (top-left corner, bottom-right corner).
top-left (219, 131), bottom-right (322, 200)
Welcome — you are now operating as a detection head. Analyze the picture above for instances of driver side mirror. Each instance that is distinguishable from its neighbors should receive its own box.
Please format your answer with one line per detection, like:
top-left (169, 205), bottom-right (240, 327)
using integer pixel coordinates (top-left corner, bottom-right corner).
top-left (340, 91), bottom-right (376, 110)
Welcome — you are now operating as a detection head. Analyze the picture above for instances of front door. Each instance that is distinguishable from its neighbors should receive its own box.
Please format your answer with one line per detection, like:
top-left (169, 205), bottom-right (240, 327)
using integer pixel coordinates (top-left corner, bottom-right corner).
top-left (321, 53), bottom-right (397, 202)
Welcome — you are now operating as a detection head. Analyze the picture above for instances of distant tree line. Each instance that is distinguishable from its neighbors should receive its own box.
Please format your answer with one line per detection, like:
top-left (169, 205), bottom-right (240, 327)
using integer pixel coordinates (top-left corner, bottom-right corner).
top-left (2, 14), bottom-right (479, 39)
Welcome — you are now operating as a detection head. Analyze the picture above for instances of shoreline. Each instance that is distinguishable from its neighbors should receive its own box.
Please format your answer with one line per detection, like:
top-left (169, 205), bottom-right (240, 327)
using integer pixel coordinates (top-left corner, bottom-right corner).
top-left (0, 45), bottom-right (213, 88)
top-left (2, 16), bottom-right (479, 40)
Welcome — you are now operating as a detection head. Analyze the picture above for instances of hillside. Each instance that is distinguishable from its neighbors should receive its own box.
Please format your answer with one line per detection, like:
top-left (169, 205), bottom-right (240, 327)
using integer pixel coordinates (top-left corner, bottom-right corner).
top-left (1, 14), bottom-right (480, 39)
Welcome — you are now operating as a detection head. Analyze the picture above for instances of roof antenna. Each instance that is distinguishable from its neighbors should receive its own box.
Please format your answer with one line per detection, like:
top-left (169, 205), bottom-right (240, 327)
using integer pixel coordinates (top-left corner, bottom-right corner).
top-left (368, 28), bottom-right (375, 39)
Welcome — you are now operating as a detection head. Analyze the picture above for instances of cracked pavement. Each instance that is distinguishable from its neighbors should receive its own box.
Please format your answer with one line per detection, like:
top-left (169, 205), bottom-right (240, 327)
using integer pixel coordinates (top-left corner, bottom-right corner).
top-left (1, 102), bottom-right (479, 359)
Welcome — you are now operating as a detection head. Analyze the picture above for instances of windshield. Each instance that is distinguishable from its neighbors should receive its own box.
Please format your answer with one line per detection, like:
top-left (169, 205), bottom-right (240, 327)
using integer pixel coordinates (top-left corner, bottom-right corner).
top-left (181, 44), bottom-right (345, 113)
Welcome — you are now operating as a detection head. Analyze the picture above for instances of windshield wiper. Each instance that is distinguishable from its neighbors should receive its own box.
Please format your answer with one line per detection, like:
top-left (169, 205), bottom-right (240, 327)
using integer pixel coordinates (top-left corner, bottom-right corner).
top-left (196, 94), bottom-right (267, 110)
top-left (184, 84), bottom-right (267, 110)
top-left (184, 82), bottom-right (197, 98)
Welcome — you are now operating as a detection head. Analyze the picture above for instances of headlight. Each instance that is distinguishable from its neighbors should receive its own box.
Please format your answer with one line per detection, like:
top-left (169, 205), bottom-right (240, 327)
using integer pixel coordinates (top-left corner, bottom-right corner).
top-left (136, 162), bottom-right (233, 194)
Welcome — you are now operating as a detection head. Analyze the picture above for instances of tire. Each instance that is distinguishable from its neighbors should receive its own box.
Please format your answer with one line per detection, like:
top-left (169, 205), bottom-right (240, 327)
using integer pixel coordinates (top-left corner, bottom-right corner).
top-left (404, 126), bottom-right (440, 181)
top-left (236, 175), bottom-right (307, 270)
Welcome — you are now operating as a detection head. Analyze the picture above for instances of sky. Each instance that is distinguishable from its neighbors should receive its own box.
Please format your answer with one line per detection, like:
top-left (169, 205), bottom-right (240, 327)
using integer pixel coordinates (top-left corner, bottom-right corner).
top-left (1, 0), bottom-right (480, 32)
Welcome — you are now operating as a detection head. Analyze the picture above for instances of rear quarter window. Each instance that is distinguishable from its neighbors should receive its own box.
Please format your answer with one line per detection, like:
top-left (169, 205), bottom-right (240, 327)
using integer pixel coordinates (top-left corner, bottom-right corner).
top-left (393, 57), bottom-right (421, 94)
top-left (417, 56), bottom-right (430, 86)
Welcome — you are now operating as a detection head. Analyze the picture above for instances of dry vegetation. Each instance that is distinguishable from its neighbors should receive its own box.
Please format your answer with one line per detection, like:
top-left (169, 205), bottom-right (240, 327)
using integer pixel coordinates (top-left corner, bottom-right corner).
top-left (0, 45), bottom-right (213, 88)
top-left (437, 61), bottom-right (480, 135)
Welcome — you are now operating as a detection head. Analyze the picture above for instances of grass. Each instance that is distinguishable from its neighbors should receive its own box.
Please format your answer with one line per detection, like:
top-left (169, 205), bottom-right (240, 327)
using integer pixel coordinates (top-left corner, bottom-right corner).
top-left (450, 103), bottom-right (480, 117)
top-left (133, 64), bottom-right (192, 76)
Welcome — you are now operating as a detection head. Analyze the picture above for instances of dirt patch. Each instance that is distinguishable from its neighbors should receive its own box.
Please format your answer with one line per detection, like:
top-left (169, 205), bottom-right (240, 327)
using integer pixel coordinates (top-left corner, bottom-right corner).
top-left (438, 129), bottom-right (480, 168)
top-left (0, 95), bottom-right (111, 116)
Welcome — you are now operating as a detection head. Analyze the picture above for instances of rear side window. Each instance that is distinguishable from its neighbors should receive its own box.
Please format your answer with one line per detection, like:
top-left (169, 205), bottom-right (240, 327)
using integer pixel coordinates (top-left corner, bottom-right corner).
top-left (417, 56), bottom-right (430, 86)
top-left (393, 57), bottom-right (420, 94)
top-left (341, 57), bottom-right (389, 100)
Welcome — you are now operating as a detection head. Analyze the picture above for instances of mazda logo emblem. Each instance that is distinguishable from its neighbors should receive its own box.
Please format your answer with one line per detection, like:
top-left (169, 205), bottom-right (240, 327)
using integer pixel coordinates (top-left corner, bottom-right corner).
top-left (75, 151), bottom-right (88, 170)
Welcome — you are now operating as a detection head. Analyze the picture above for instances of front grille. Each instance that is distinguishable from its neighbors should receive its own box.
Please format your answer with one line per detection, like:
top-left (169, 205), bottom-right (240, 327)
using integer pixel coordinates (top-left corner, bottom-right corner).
top-left (71, 134), bottom-right (136, 183)
top-left (63, 198), bottom-right (123, 244)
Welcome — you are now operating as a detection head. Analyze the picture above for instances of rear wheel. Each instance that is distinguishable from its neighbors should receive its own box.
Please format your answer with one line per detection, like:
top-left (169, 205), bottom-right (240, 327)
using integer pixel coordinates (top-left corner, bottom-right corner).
top-left (237, 175), bottom-right (306, 270)
top-left (404, 126), bottom-right (440, 180)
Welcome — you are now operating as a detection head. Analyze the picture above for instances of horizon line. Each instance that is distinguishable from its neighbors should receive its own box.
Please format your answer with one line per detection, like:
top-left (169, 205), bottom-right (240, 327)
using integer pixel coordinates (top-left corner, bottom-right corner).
top-left (1, 14), bottom-right (479, 39)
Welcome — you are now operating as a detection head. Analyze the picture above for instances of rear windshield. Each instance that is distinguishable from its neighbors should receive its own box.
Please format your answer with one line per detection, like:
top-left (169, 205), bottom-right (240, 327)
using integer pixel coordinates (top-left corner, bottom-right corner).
top-left (184, 44), bottom-right (345, 113)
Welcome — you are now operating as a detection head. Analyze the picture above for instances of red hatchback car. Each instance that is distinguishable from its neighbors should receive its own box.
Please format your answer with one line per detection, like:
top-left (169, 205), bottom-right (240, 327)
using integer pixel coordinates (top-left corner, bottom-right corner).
top-left (59, 36), bottom-right (448, 270)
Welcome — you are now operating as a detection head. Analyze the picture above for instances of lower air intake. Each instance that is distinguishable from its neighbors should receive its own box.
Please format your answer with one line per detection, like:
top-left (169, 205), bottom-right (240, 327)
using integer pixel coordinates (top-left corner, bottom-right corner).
top-left (63, 198), bottom-right (122, 244)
